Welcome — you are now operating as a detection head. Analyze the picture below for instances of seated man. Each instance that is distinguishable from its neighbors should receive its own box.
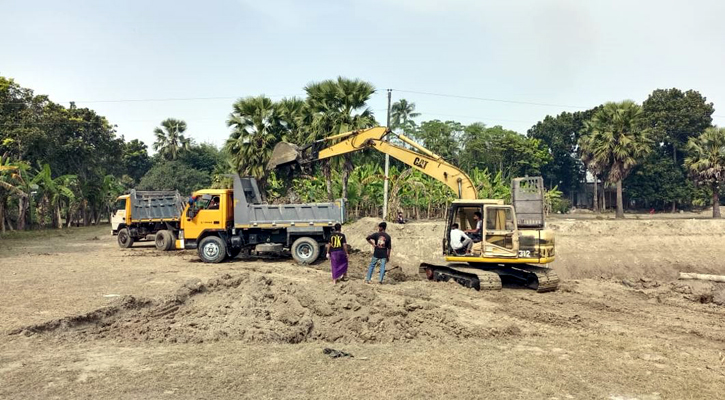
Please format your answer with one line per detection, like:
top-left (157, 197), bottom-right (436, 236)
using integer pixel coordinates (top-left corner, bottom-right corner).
top-left (464, 211), bottom-right (483, 243)
top-left (208, 196), bottom-right (220, 210)
top-left (450, 223), bottom-right (473, 255)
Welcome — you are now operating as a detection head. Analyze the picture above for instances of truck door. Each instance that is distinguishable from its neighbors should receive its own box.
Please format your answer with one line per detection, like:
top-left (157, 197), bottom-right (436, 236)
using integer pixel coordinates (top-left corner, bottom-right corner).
top-left (183, 194), bottom-right (224, 240)
top-left (482, 205), bottom-right (519, 258)
top-left (111, 197), bottom-right (128, 233)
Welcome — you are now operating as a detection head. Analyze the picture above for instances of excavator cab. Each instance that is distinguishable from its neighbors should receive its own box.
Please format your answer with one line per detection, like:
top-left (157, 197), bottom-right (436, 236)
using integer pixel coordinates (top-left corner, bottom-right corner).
top-left (444, 201), bottom-right (519, 258)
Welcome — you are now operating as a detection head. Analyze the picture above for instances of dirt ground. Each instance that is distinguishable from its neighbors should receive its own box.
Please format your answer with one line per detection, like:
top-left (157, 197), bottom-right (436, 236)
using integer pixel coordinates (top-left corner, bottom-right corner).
top-left (2, 217), bottom-right (725, 399)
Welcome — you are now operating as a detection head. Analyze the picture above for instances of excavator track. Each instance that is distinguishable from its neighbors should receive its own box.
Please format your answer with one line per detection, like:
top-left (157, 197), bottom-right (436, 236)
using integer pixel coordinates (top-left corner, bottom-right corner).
top-left (419, 263), bottom-right (502, 291)
top-left (420, 263), bottom-right (558, 293)
top-left (492, 264), bottom-right (560, 293)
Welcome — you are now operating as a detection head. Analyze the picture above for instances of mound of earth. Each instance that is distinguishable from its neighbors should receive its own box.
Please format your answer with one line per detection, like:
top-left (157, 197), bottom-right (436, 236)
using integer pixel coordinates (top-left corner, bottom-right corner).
top-left (10, 272), bottom-right (517, 344)
top-left (342, 217), bottom-right (725, 282)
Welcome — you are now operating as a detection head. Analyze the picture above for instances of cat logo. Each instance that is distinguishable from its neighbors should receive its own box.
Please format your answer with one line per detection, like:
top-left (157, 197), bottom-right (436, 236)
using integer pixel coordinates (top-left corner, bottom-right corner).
top-left (413, 157), bottom-right (428, 169)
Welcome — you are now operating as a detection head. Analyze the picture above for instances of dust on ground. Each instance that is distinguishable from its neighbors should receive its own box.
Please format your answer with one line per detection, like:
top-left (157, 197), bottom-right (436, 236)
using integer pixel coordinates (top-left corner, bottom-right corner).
top-left (2, 218), bottom-right (725, 399)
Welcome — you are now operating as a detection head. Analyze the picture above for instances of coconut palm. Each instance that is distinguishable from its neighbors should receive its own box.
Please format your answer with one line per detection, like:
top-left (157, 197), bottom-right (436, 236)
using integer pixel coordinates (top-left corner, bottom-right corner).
top-left (390, 99), bottom-right (420, 131)
top-left (584, 101), bottom-right (651, 218)
top-left (578, 133), bottom-right (604, 213)
top-left (304, 77), bottom-right (376, 201)
top-left (684, 126), bottom-right (725, 218)
top-left (225, 96), bottom-right (285, 194)
top-left (153, 118), bottom-right (190, 161)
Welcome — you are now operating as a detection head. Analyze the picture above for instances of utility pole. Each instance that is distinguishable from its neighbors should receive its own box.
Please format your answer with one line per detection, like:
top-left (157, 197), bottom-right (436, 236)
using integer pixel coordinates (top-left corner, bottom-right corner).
top-left (382, 89), bottom-right (392, 221)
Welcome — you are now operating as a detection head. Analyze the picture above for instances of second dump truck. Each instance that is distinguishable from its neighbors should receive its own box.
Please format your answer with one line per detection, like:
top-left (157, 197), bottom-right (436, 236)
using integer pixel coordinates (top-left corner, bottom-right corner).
top-left (113, 175), bottom-right (345, 264)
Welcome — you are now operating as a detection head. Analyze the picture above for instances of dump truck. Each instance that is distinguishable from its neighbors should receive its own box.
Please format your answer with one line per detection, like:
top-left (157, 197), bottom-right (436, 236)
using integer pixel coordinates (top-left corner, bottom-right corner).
top-left (268, 126), bottom-right (559, 292)
top-left (147, 175), bottom-right (345, 264)
top-left (112, 190), bottom-right (186, 250)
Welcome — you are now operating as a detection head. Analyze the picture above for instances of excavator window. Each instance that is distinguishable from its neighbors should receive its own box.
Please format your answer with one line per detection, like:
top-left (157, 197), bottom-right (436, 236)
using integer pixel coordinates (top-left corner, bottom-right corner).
top-left (486, 208), bottom-right (513, 231)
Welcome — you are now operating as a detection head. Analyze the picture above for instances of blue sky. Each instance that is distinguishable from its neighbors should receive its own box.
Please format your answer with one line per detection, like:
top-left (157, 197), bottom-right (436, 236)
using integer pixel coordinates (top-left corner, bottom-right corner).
top-left (2, 0), bottom-right (725, 149)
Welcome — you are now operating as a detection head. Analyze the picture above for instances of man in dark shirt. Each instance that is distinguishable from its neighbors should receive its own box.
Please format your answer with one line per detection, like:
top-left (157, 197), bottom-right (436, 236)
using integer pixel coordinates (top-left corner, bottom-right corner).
top-left (365, 221), bottom-right (392, 284)
top-left (465, 211), bottom-right (483, 243)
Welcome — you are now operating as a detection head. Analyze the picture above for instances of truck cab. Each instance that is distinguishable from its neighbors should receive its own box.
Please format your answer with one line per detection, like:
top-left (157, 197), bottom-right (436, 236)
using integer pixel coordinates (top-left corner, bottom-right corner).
top-left (111, 195), bottom-right (130, 235)
top-left (177, 176), bottom-right (345, 264)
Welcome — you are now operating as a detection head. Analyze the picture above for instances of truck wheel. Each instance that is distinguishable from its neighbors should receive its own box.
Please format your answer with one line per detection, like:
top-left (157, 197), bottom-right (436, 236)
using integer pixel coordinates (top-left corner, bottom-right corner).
top-left (155, 230), bottom-right (175, 251)
top-left (118, 228), bottom-right (134, 248)
top-left (198, 236), bottom-right (227, 263)
top-left (291, 237), bottom-right (320, 265)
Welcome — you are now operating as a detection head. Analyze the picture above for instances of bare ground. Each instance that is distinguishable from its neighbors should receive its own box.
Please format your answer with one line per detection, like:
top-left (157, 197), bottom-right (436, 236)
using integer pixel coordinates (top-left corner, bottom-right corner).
top-left (1, 218), bottom-right (725, 399)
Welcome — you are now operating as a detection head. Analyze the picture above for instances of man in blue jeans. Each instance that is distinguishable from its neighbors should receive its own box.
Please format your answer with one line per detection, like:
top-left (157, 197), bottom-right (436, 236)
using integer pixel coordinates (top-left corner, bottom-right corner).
top-left (365, 221), bottom-right (392, 284)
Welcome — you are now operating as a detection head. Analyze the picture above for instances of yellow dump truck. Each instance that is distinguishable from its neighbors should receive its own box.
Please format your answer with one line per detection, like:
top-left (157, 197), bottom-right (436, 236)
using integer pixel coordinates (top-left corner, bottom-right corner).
top-left (112, 190), bottom-right (185, 250)
top-left (116, 175), bottom-right (345, 264)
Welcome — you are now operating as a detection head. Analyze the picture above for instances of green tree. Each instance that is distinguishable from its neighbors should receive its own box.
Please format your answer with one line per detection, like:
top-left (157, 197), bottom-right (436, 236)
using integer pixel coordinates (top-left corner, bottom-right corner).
top-left (0, 155), bottom-right (30, 232)
top-left (179, 142), bottom-right (223, 174)
top-left (684, 127), bottom-right (725, 218)
top-left (153, 118), bottom-right (190, 161)
top-left (625, 151), bottom-right (694, 210)
top-left (304, 77), bottom-right (376, 201)
top-left (413, 120), bottom-right (463, 163)
top-left (641, 88), bottom-right (714, 211)
top-left (528, 108), bottom-right (600, 195)
top-left (390, 99), bottom-right (420, 131)
top-left (583, 101), bottom-right (651, 218)
top-left (578, 134), bottom-right (604, 213)
top-left (31, 164), bottom-right (76, 228)
top-left (641, 88), bottom-right (714, 163)
top-left (225, 96), bottom-right (284, 193)
top-left (461, 124), bottom-right (551, 178)
top-left (122, 139), bottom-right (152, 183)
top-left (138, 161), bottom-right (211, 196)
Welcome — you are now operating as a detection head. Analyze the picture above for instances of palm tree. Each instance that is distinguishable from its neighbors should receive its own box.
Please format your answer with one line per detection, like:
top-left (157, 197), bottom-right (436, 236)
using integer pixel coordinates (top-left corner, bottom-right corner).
top-left (304, 77), bottom-right (376, 201)
top-left (225, 96), bottom-right (285, 194)
top-left (390, 99), bottom-right (420, 131)
top-left (153, 118), bottom-right (190, 161)
top-left (578, 134), bottom-right (604, 213)
top-left (684, 126), bottom-right (725, 218)
top-left (584, 101), bottom-right (651, 218)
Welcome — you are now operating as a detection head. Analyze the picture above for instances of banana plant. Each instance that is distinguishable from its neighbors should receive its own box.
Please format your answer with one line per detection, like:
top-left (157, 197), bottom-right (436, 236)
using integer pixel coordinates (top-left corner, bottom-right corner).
top-left (31, 164), bottom-right (77, 228)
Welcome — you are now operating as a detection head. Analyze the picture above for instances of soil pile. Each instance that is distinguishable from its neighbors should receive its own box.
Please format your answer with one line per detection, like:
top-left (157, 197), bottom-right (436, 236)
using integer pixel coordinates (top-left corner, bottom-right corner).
top-left (343, 217), bottom-right (725, 282)
top-left (343, 218), bottom-right (445, 276)
top-left (10, 272), bottom-right (511, 344)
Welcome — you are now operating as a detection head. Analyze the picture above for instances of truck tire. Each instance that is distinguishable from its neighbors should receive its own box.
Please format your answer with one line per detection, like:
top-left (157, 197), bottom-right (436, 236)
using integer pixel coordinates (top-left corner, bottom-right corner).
top-left (291, 237), bottom-right (320, 265)
top-left (198, 236), bottom-right (227, 264)
top-left (118, 228), bottom-right (134, 248)
top-left (155, 230), bottom-right (175, 251)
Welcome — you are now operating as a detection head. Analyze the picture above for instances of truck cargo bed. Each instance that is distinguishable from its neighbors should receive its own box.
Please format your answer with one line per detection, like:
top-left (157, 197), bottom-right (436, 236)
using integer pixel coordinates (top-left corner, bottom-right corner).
top-left (128, 190), bottom-right (186, 222)
top-left (232, 176), bottom-right (344, 228)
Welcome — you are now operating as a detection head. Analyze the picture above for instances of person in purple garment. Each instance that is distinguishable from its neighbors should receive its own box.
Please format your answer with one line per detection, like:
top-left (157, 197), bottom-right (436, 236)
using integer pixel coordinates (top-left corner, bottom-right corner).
top-left (326, 223), bottom-right (349, 284)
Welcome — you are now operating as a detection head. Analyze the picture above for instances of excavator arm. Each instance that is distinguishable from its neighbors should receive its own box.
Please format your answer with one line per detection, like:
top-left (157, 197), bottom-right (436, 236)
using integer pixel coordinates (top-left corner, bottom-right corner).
top-left (268, 126), bottom-right (477, 199)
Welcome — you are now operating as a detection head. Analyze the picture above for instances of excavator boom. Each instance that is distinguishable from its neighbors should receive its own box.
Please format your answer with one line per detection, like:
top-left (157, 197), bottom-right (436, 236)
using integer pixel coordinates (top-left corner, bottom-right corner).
top-left (268, 127), bottom-right (477, 199)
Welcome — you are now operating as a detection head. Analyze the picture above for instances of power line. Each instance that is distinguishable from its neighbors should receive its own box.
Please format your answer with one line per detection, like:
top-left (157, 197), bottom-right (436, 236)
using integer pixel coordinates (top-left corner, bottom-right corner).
top-left (392, 88), bottom-right (590, 109)
top-left (0, 93), bottom-right (305, 106)
top-left (372, 108), bottom-right (533, 125)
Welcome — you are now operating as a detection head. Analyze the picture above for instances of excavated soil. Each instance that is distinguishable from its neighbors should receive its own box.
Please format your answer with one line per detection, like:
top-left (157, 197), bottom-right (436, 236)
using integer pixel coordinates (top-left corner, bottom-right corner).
top-left (10, 272), bottom-right (511, 344)
top-left (3, 217), bottom-right (725, 399)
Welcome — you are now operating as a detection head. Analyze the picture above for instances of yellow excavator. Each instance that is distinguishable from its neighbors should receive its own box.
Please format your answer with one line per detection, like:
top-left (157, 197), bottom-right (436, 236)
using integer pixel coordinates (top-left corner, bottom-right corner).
top-left (268, 126), bottom-right (559, 292)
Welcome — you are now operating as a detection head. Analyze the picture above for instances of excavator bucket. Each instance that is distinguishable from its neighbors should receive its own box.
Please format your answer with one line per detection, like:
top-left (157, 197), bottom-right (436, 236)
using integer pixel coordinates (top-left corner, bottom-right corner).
top-left (267, 142), bottom-right (302, 170)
